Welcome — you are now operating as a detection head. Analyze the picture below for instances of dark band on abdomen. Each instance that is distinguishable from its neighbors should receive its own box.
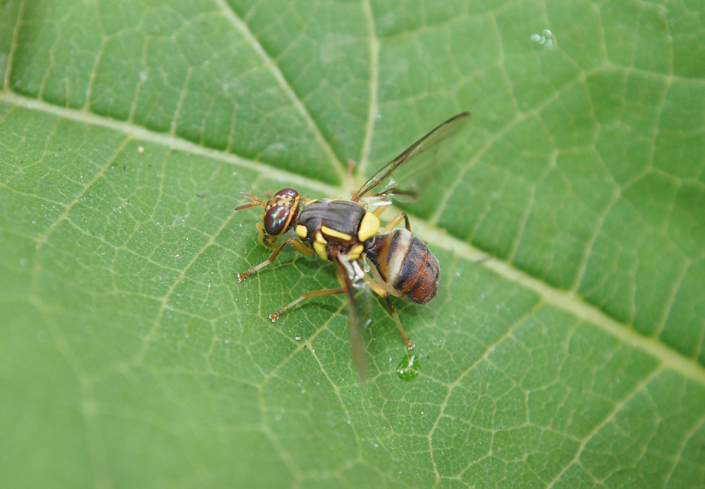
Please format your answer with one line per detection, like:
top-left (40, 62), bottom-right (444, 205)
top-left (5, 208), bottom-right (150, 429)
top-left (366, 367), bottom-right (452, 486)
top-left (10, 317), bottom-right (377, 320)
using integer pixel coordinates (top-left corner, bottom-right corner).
top-left (392, 236), bottom-right (440, 304)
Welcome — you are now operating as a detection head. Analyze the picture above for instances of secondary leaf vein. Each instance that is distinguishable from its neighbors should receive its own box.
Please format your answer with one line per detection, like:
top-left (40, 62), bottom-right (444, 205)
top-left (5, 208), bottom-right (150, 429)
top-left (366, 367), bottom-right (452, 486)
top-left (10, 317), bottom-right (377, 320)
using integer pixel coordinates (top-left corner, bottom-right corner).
top-left (213, 0), bottom-right (347, 182)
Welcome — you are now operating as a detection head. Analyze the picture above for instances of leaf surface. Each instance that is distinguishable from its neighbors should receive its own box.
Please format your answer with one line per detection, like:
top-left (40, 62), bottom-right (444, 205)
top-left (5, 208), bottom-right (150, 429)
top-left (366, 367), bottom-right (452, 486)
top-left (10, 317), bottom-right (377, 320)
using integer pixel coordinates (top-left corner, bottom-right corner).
top-left (1, 0), bottom-right (704, 488)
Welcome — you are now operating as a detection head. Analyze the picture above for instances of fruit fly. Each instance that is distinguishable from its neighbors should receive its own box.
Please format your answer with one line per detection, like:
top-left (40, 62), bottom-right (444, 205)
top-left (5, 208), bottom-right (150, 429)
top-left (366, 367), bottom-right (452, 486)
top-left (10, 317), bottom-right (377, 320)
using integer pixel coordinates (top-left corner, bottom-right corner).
top-left (235, 112), bottom-right (470, 380)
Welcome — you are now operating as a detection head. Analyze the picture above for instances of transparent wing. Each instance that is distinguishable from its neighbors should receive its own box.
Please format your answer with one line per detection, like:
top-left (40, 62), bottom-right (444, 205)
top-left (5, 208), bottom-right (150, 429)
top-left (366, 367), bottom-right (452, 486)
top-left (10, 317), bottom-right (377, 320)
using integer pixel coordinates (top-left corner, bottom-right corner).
top-left (352, 280), bottom-right (374, 331)
top-left (333, 252), bottom-right (371, 382)
top-left (352, 112), bottom-right (471, 202)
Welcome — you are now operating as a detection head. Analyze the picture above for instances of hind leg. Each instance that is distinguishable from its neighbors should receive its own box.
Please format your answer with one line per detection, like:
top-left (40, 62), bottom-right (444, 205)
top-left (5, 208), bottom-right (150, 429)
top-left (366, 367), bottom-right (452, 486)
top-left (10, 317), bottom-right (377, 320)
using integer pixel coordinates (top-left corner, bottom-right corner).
top-left (364, 276), bottom-right (415, 350)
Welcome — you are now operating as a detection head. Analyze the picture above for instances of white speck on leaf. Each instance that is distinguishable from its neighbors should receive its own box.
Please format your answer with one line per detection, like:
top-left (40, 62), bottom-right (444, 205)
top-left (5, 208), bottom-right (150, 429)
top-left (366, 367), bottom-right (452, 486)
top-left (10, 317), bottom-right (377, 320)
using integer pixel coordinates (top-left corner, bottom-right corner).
top-left (531, 29), bottom-right (555, 49)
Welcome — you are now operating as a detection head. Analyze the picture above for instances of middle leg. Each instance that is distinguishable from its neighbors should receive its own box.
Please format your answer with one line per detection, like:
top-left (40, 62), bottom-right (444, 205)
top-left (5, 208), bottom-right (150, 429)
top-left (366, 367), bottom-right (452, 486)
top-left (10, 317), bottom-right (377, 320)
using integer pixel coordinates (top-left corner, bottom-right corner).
top-left (269, 288), bottom-right (345, 322)
top-left (238, 237), bottom-right (314, 282)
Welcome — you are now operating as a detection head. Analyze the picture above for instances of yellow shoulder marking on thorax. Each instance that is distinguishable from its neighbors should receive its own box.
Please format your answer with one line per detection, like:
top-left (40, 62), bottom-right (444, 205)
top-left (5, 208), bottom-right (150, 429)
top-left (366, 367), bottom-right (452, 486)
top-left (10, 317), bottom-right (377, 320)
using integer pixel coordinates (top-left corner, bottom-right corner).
top-left (358, 212), bottom-right (380, 241)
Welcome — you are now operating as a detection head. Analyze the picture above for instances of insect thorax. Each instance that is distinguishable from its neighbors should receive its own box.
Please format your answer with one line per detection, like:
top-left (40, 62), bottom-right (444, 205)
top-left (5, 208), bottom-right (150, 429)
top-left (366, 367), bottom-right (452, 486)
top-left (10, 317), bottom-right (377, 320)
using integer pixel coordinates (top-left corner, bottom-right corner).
top-left (295, 199), bottom-right (380, 261)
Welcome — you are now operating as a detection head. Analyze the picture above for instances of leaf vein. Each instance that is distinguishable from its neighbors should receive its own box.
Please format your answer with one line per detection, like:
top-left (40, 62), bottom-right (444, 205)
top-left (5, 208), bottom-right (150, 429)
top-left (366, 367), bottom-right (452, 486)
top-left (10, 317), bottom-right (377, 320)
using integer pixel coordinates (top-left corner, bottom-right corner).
top-left (429, 299), bottom-right (545, 487)
top-left (0, 92), bottom-right (340, 195)
top-left (2, 0), bottom-right (27, 90)
top-left (213, 0), bottom-right (347, 182)
top-left (545, 365), bottom-right (663, 488)
top-left (410, 216), bottom-right (705, 385)
top-left (357, 0), bottom-right (380, 177)
top-left (129, 206), bottom-right (238, 366)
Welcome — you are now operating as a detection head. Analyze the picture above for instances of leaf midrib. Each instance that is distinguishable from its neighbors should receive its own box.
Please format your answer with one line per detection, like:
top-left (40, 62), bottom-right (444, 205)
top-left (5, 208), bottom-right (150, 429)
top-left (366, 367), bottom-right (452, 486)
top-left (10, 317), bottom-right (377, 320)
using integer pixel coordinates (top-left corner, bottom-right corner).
top-left (2, 89), bottom-right (704, 387)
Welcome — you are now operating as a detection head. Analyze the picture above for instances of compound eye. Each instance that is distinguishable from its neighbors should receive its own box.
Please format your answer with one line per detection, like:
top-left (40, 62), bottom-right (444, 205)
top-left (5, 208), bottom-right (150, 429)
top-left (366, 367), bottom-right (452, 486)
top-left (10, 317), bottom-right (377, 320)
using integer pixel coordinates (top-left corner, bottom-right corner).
top-left (264, 206), bottom-right (290, 235)
top-left (275, 188), bottom-right (298, 198)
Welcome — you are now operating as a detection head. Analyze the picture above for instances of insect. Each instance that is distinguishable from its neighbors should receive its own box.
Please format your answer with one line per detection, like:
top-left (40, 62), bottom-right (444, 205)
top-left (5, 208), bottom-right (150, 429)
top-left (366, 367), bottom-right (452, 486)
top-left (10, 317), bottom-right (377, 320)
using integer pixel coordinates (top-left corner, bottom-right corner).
top-left (235, 112), bottom-right (470, 380)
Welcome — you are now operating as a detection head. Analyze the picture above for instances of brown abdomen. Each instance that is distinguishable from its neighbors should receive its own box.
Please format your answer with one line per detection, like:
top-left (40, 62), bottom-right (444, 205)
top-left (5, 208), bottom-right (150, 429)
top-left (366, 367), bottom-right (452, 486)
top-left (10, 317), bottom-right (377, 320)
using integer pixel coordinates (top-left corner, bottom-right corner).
top-left (393, 236), bottom-right (440, 304)
top-left (365, 229), bottom-right (440, 304)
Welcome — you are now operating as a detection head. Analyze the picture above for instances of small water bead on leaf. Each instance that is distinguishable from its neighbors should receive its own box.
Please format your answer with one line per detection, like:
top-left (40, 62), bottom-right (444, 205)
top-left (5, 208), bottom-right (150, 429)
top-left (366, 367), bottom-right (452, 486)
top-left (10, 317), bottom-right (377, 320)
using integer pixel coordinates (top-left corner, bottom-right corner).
top-left (530, 29), bottom-right (555, 49)
top-left (396, 354), bottom-right (420, 381)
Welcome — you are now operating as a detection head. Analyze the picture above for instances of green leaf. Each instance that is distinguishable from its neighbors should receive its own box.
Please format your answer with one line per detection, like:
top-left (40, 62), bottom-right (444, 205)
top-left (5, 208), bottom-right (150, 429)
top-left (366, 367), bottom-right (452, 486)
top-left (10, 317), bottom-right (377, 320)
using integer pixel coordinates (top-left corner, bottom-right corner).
top-left (1, 0), bottom-right (704, 487)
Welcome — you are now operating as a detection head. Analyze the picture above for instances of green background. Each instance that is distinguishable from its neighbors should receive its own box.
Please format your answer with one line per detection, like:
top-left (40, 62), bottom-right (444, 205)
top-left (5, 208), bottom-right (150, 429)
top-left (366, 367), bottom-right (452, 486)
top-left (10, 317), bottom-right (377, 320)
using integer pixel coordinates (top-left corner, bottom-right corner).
top-left (1, 0), bottom-right (704, 487)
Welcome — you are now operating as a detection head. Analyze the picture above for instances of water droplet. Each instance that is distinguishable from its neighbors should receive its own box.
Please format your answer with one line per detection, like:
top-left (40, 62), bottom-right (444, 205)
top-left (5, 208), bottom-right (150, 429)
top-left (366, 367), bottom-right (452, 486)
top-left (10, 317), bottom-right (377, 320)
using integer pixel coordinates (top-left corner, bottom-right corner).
top-left (530, 28), bottom-right (555, 49)
top-left (19, 258), bottom-right (27, 266)
top-left (295, 336), bottom-right (302, 341)
top-left (396, 354), bottom-right (420, 382)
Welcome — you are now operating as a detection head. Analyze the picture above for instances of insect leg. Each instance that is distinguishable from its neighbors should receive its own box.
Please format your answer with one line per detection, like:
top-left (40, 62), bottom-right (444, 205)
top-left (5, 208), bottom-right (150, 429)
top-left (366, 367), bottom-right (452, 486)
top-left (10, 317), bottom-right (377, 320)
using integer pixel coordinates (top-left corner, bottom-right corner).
top-left (363, 275), bottom-right (415, 350)
top-left (269, 288), bottom-right (346, 322)
top-left (384, 212), bottom-right (411, 232)
top-left (384, 296), bottom-right (415, 350)
top-left (372, 204), bottom-right (388, 217)
top-left (237, 237), bottom-right (313, 282)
